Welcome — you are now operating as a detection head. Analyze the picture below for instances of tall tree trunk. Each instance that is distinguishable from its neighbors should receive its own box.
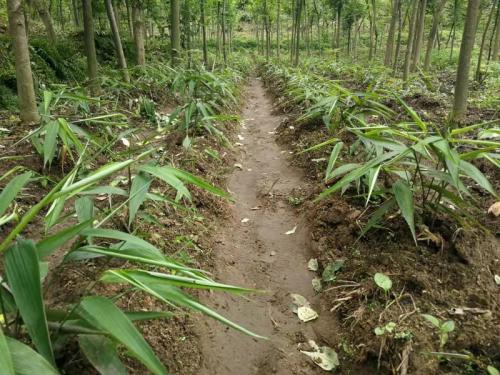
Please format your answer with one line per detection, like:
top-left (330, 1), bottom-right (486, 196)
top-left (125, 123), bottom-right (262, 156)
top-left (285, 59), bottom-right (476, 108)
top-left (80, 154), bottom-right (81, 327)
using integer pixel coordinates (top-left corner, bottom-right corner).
top-left (475, 2), bottom-right (495, 81)
top-left (7, 0), bottom-right (39, 123)
top-left (393, 3), bottom-right (406, 72)
top-left (201, 0), bottom-right (208, 67)
top-left (385, 0), bottom-right (400, 66)
top-left (170, 0), bottom-right (180, 65)
top-left (492, 0), bottom-right (500, 60)
top-left (82, 0), bottom-right (100, 95)
top-left (126, 0), bottom-right (133, 38)
top-left (276, 0), bottom-right (280, 59)
top-left (410, 0), bottom-right (427, 71)
top-left (132, 5), bottom-right (145, 65)
top-left (451, 0), bottom-right (481, 124)
top-left (105, 0), bottom-right (130, 82)
top-left (403, 0), bottom-right (419, 83)
top-left (32, 0), bottom-right (57, 42)
top-left (221, 0), bottom-right (227, 66)
top-left (423, 0), bottom-right (447, 70)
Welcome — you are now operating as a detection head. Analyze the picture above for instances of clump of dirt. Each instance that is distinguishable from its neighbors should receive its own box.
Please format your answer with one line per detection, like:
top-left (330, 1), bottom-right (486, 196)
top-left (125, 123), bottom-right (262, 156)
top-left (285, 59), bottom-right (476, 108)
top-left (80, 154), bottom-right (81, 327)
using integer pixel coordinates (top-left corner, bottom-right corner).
top-left (264, 79), bottom-right (500, 374)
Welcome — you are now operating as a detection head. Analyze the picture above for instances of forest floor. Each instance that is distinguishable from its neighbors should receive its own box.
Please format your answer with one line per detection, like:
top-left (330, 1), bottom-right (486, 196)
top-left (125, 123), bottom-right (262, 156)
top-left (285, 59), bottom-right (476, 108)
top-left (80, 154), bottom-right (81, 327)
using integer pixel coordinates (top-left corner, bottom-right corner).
top-left (195, 78), bottom-right (340, 375)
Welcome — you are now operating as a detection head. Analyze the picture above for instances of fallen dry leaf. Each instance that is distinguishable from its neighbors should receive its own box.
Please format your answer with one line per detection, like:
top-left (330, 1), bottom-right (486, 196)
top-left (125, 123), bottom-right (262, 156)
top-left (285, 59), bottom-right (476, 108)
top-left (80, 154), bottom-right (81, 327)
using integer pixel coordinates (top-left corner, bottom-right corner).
top-left (488, 202), bottom-right (500, 217)
top-left (285, 225), bottom-right (297, 235)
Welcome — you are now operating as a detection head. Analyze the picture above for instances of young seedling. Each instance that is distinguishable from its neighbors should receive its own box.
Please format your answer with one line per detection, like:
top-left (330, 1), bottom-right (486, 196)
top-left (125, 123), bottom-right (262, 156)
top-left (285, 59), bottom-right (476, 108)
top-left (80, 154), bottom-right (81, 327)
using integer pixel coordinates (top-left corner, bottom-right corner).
top-left (422, 314), bottom-right (455, 349)
top-left (374, 272), bottom-right (392, 299)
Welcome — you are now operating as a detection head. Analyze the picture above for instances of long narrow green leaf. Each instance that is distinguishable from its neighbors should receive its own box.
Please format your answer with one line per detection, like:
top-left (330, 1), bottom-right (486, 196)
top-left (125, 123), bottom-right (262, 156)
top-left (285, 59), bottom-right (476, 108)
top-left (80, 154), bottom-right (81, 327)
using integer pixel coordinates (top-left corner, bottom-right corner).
top-left (37, 220), bottom-right (91, 259)
top-left (129, 172), bottom-right (152, 226)
top-left (78, 296), bottom-right (168, 375)
top-left (79, 335), bottom-right (128, 375)
top-left (5, 239), bottom-right (54, 364)
top-left (101, 270), bottom-right (266, 339)
top-left (0, 328), bottom-right (15, 375)
top-left (6, 337), bottom-right (59, 375)
top-left (43, 121), bottom-right (59, 167)
top-left (0, 172), bottom-right (32, 217)
top-left (393, 181), bottom-right (416, 243)
top-left (359, 197), bottom-right (397, 238)
top-left (325, 142), bottom-right (344, 181)
top-left (459, 160), bottom-right (497, 197)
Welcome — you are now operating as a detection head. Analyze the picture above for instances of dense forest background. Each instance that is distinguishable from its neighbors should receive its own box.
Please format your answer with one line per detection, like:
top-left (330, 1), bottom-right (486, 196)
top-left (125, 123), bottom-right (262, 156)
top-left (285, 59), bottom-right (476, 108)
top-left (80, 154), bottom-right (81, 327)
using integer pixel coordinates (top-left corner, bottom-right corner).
top-left (0, 0), bottom-right (499, 374)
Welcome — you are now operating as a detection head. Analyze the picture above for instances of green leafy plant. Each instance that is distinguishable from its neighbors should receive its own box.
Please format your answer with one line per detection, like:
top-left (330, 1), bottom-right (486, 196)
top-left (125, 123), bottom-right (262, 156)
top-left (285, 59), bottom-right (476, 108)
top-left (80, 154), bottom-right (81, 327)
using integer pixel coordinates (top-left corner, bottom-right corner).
top-left (374, 272), bottom-right (392, 293)
top-left (422, 314), bottom-right (455, 349)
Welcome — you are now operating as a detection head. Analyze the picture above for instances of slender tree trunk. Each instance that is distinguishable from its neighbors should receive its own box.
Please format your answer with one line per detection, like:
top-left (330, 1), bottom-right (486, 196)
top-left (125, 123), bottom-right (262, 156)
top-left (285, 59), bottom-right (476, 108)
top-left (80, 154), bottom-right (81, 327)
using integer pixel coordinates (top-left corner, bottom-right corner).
top-left (451, 0), bottom-right (481, 124)
top-left (71, 0), bottom-right (79, 27)
top-left (201, 0), bottom-right (208, 67)
top-left (126, 0), bottom-right (133, 38)
top-left (170, 0), bottom-right (181, 65)
top-left (492, 0), bottom-right (500, 60)
top-left (276, 0), bottom-right (280, 59)
top-left (221, 0), bottom-right (227, 66)
top-left (393, 3), bottom-right (406, 72)
top-left (403, 0), bottom-right (419, 83)
top-left (385, 0), bottom-right (400, 66)
top-left (424, 0), bottom-right (447, 70)
top-left (475, 2), bottom-right (495, 81)
top-left (410, 0), bottom-right (427, 71)
top-left (7, 0), bottom-right (39, 123)
top-left (105, 0), bottom-right (129, 82)
top-left (132, 5), bottom-right (145, 65)
top-left (82, 0), bottom-right (99, 95)
top-left (32, 0), bottom-right (57, 42)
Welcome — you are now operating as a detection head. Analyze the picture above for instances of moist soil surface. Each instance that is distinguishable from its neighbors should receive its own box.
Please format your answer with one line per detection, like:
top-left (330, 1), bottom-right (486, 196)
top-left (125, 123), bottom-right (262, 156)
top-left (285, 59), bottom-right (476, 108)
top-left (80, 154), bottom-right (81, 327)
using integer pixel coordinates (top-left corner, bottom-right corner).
top-left (196, 78), bottom-right (341, 374)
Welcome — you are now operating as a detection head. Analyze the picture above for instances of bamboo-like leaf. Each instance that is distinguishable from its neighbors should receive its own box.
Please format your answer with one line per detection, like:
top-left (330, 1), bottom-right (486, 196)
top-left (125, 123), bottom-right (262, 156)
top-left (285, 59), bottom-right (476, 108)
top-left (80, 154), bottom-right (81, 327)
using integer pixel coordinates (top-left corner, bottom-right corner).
top-left (299, 138), bottom-right (340, 154)
top-left (100, 270), bottom-right (266, 339)
top-left (459, 160), bottom-right (497, 197)
top-left (0, 328), bottom-right (14, 375)
top-left (75, 196), bottom-right (94, 223)
top-left (78, 296), bottom-right (168, 375)
top-left (6, 337), bottom-right (59, 375)
top-left (366, 166), bottom-right (381, 206)
top-left (393, 181), bottom-right (416, 243)
top-left (43, 121), bottom-right (59, 167)
top-left (325, 142), bottom-right (344, 181)
top-left (79, 335), bottom-right (128, 375)
top-left (5, 239), bottom-right (54, 364)
top-left (37, 220), bottom-right (91, 259)
top-left (0, 172), bottom-right (32, 218)
top-left (129, 172), bottom-right (152, 226)
top-left (359, 197), bottom-right (397, 238)
top-left (140, 165), bottom-right (191, 201)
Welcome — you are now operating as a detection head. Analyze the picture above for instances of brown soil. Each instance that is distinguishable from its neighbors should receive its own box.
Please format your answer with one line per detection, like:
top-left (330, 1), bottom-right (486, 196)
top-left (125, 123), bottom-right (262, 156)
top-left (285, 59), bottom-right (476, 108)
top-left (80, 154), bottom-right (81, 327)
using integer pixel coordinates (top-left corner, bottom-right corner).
top-left (262, 82), bottom-right (500, 374)
top-left (196, 79), bottom-right (349, 374)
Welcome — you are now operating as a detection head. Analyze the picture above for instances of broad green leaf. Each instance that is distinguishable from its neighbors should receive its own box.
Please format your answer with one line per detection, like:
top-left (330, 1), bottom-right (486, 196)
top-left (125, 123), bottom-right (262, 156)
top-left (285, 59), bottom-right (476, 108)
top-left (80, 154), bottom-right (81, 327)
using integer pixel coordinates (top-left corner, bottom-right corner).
top-left (37, 220), bottom-right (91, 259)
top-left (43, 121), bottom-right (59, 167)
top-left (441, 320), bottom-right (455, 333)
top-left (487, 366), bottom-right (500, 375)
top-left (393, 180), bottom-right (416, 243)
top-left (140, 165), bottom-right (191, 201)
top-left (79, 335), bottom-right (128, 375)
top-left (374, 273), bottom-right (392, 292)
top-left (6, 337), bottom-right (59, 375)
top-left (5, 239), bottom-right (54, 364)
top-left (459, 160), bottom-right (497, 197)
top-left (129, 172), bottom-right (152, 226)
top-left (78, 296), bottom-right (168, 375)
top-left (422, 314), bottom-right (440, 328)
top-left (0, 328), bottom-right (14, 375)
top-left (75, 197), bottom-right (94, 223)
top-left (0, 172), bottom-right (32, 218)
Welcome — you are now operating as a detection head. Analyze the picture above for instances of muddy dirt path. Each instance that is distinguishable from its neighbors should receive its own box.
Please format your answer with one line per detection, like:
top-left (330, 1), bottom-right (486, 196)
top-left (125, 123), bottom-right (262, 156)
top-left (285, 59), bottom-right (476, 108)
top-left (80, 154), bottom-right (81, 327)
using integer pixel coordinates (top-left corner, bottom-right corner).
top-left (197, 79), bottom-right (336, 375)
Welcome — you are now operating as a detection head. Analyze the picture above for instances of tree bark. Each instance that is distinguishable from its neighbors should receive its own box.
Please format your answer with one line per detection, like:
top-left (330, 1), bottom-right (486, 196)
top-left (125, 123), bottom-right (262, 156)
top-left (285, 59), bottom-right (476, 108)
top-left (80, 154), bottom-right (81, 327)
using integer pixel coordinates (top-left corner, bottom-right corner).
top-left (451, 0), bottom-right (481, 124)
top-left (384, 0), bottom-right (400, 66)
top-left (423, 0), bottom-right (447, 71)
top-left (492, 0), bottom-right (500, 60)
top-left (475, 2), bottom-right (495, 81)
top-left (105, 0), bottom-right (130, 82)
top-left (31, 0), bottom-right (57, 42)
top-left (170, 0), bottom-right (181, 65)
top-left (82, 0), bottom-right (100, 95)
top-left (7, 0), bottom-right (39, 123)
top-left (276, 0), bottom-right (281, 59)
top-left (200, 0), bottom-right (208, 66)
top-left (410, 0), bottom-right (427, 71)
top-left (132, 4), bottom-right (145, 65)
top-left (403, 0), bottom-right (418, 83)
